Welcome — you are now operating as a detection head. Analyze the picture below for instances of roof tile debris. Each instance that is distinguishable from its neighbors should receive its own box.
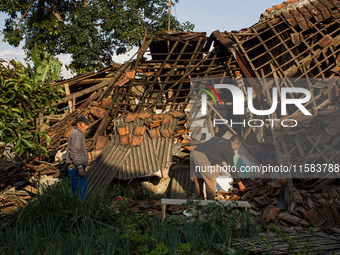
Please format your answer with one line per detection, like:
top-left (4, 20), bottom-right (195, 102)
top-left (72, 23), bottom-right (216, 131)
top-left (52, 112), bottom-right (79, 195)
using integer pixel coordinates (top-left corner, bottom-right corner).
top-left (1, 0), bottom-right (340, 242)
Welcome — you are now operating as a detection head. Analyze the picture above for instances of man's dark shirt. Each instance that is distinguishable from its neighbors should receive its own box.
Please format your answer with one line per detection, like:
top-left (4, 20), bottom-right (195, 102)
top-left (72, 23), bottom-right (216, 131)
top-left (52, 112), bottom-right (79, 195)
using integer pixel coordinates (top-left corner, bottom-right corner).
top-left (194, 137), bottom-right (234, 166)
top-left (66, 128), bottom-right (88, 168)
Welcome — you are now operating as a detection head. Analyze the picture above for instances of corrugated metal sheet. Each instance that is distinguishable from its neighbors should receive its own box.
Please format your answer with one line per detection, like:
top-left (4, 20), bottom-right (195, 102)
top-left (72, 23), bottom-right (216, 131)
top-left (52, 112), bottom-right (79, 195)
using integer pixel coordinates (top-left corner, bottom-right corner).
top-left (86, 114), bottom-right (180, 197)
top-left (113, 118), bottom-right (160, 180)
top-left (167, 160), bottom-right (195, 199)
top-left (121, 121), bottom-right (161, 179)
top-left (86, 141), bottom-right (131, 199)
top-left (152, 118), bottom-right (178, 169)
top-left (113, 116), bottom-right (178, 180)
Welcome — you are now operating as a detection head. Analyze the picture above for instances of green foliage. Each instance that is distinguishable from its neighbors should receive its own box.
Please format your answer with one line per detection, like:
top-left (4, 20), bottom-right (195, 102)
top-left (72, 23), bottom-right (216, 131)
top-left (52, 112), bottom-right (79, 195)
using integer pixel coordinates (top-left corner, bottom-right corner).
top-left (149, 243), bottom-right (169, 255)
top-left (176, 242), bottom-right (193, 255)
top-left (0, 59), bottom-right (64, 157)
top-left (1, 0), bottom-right (195, 73)
top-left (0, 181), bottom-right (265, 254)
top-left (29, 51), bottom-right (62, 83)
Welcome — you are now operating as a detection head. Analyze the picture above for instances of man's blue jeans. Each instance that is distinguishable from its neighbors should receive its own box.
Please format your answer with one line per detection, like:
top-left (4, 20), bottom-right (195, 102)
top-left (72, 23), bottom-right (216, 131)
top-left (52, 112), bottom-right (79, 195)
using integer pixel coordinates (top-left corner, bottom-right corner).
top-left (68, 168), bottom-right (87, 203)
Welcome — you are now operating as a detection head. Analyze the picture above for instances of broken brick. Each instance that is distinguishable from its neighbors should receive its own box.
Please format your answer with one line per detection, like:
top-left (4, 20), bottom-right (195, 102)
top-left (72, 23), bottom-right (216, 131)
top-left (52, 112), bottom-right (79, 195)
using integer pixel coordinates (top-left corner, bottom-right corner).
top-left (307, 197), bottom-right (316, 208)
top-left (120, 133), bottom-right (132, 145)
top-left (320, 206), bottom-right (334, 228)
top-left (254, 195), bottom-right (270, 206)
top-left (262, 206), bottom-right (281, 223)
top-left (279, 212), bottom-right (302, 225)
top-left (90, 106), bottom-right (106, 118)
top-left (161, 114), bottom-right (172, 125)
top-left (299, 219), bottom-right (311, 227)
top-left (137, 111), bottom-right (151, 120)
top-left (291, 33), bottom-right (301, 44)
top-left (147, 128), bottom-right (161, 139)
top-left (160, 127), bottom-right (173, 138)
top-left (131, 135), bottom-right (143, 147)
top-left (319, 35), bottom-right (334, 48)
top-left (242, 189), bottom-right (259, 200)
top-left (294, 206), bottom-right (308, 215)
top-left (293, 192), bottom-right (305, 204)
top-left (125, 112), bottom-right (137, 122)
top-left (266, 7), bottom-right (274, 13)
top-left (133, 125), bottom-right (147, 136)
top-left (286, 0), bottom-right (298, 4)
top-left (268, 182), bottom-right (281, 196)
top-left (329, 204), bottom-right (340, 225)
top-left (336, 53), bottom-right (340, 66)
top-left (152, 113), bottom-right (163, 121)
top-left (117, 125), bottom-right (130, 136)
top-left (275, 4), bottom-right (285, 10)
top-left (303, 208), bottom-right (327, 227)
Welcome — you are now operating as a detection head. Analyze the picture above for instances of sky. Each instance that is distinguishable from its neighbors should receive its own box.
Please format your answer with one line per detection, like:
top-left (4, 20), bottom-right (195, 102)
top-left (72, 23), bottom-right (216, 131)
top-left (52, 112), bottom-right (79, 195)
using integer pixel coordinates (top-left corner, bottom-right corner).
top-left (0, 0), bottom-right (284, 79)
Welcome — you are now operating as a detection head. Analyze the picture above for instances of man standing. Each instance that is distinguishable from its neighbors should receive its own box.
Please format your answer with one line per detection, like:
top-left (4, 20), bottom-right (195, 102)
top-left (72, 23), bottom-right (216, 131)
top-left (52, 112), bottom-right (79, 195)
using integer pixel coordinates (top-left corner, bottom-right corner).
top-left (191, 135), bottom-right (243, 200)
top-left (66, 115), bottom-right (90, 203)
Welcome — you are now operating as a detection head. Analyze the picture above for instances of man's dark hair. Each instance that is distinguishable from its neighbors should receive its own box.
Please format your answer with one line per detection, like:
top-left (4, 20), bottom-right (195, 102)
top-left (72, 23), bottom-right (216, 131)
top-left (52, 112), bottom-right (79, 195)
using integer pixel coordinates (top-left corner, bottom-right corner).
top-left (76, 115), bottom-right (91, 124)
top-left (230, 135), bottom-right (242, 144)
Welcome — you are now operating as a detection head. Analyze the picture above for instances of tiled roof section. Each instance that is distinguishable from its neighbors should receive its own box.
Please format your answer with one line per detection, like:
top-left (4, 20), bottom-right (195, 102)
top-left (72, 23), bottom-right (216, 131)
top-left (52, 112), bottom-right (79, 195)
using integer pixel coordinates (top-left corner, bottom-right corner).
top-left (261, 0), bottom-right (340, 22)
top-left (115, 118), bottom-right (161, 180)
top-left (112, 114), bottom-right (179, 180)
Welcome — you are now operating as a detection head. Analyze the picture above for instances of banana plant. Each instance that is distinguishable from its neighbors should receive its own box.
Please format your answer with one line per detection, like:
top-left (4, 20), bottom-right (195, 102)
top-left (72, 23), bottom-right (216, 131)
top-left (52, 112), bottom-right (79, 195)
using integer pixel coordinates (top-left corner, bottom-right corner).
top-left (29, 51), bottom-right (62, 83)
top-left (0, 59), bottom-right (64, 158)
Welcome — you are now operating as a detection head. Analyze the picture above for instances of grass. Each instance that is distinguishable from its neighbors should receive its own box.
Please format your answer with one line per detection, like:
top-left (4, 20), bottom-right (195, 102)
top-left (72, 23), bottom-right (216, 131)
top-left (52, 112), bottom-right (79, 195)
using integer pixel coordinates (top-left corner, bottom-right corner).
top-left (0, 180), bottom-right (261, 254)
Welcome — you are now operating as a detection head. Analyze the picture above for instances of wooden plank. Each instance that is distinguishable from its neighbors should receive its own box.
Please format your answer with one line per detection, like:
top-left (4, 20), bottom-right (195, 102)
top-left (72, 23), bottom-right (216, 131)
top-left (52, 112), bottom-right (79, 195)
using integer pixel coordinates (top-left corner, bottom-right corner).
top-left (54, 79), bottom-right (111, 106)
top-left (207, 100), bottom-right (237, 135)
top-left (170, 37), bottom-right (206, 100)
top-left (160, 198), bottom-right (251, 207)
top-left (64, 83), bottom-right (73, 112)
top-left (212, 30), bottom-right (262, 101)
top-left (147, 49), bottom-right (216, 109)
top-left (78, 78), bottom-right (112, 85)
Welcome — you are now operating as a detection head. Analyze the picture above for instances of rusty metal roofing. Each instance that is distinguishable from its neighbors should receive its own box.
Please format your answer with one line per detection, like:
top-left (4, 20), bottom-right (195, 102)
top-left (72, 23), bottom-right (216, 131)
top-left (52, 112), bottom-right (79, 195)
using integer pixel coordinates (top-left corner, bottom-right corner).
top-left (86, 141), bottom-right (131, 199)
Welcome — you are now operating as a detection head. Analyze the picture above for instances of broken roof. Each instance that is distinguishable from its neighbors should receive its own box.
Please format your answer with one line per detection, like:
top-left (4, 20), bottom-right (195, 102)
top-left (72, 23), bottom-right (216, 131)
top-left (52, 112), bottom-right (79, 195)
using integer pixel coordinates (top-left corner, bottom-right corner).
top-left (44, 0), bottom-right (339, 188)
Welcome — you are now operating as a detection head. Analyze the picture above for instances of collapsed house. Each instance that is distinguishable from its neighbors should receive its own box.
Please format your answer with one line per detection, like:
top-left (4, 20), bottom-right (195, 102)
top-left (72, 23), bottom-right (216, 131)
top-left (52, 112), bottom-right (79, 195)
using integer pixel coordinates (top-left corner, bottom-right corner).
top-left (1, 0), bottom-right (340, 239)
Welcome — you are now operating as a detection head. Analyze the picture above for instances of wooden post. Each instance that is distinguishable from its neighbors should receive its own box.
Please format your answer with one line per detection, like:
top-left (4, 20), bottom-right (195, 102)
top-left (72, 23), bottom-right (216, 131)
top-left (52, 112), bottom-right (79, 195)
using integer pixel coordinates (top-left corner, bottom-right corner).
top-left (64, 83), bottom-right (73, 113)
top-left (161, 204), bottom-right (167, 221)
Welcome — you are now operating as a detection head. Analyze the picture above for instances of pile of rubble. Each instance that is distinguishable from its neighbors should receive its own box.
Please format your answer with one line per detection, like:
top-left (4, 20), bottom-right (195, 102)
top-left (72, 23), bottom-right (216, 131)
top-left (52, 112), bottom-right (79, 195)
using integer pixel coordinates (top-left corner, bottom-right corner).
top-left (1, 0), bottom-right (340, 243)
top-left (0, 162), bottom-right (60, 214)
top-left (216, 178), bottom-right (340, 236)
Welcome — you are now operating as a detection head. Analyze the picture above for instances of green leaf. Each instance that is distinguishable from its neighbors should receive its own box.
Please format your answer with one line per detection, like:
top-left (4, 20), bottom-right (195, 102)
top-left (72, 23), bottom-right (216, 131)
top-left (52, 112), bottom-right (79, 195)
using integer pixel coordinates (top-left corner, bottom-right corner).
top-left (45, 133), bottom-right (50, 146)
top-left (22, 139), bottom-right (34, 149)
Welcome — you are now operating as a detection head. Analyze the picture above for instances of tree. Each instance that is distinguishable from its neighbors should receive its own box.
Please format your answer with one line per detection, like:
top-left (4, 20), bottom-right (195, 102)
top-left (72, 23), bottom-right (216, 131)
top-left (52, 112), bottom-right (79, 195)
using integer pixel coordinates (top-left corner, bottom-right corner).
top-left (1, 0), bottom-right (194, 74)
top-left (0, 59), bottom-right (64, 158)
